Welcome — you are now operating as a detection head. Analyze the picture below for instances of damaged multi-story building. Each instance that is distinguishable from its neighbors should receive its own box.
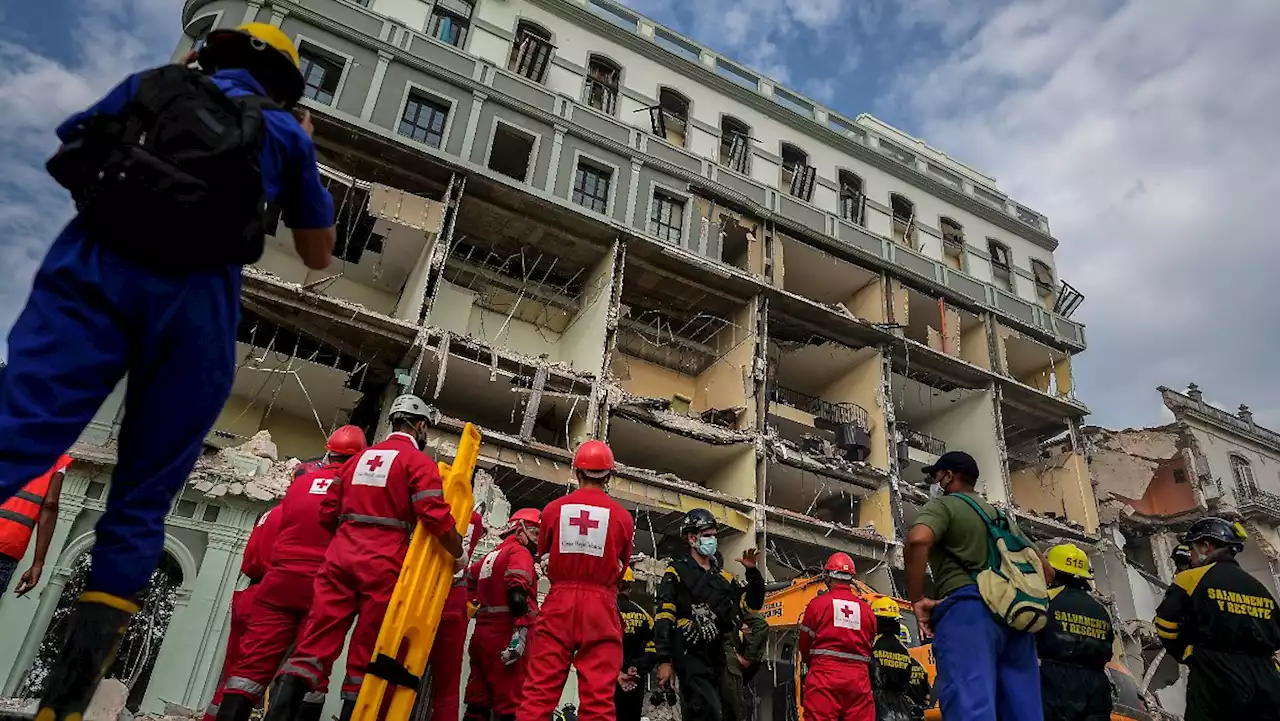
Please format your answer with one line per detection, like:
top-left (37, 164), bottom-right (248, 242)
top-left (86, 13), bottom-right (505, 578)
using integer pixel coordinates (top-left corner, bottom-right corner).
top-left (0, 0), bottom-right (1093, 717)
top-left (1084, 384), bottom-right (1280, 717)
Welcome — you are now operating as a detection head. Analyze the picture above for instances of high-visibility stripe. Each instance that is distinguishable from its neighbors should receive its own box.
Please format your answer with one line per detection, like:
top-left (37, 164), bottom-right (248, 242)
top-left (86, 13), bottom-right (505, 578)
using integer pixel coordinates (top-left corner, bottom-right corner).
top-left (303, 692), bottom-right (325, 704)
top-left (339, 513), bottom-right (411, 529)
top-left (1156, 628), bottom-right (1178, 640)
top-left (411, 489), bottom-right (444, 501)
top-left (80, 591), bottom-right (140, 614)
top-left (225, 677), bottom-right (266, 697)
top-left (655, 612), bottom-right (676, 622)
top-left (0, 509), bottom-right (36, 529)
top-left (797, 624), bottom-right (816, 637)
top-left (1154, 617), bottom-right (1179, 631)
top-left (811, 649), bottom-right (871, 662)
top-left (478, 605), bottom-right (510, 614)
top-left (660, 603), bottom-right (676, 612)
top-left (505, 568), bottom-right (531, 579)
top-left (14, 490), bottom-right (44, 505)
top-left (281, 663), bottom-right (323, 685)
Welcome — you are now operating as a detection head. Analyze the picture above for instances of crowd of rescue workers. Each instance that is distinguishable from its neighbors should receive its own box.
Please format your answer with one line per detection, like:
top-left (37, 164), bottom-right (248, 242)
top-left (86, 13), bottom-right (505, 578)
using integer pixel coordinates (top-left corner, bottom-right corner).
top-left (0, 19), bottom-right (1277, 721)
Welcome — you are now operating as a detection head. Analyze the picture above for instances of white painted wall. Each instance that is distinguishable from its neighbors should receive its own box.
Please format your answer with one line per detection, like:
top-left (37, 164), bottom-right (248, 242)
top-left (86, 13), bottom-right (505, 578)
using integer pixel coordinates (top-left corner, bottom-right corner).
top-left (919, 389), bottom-right (1006, 505)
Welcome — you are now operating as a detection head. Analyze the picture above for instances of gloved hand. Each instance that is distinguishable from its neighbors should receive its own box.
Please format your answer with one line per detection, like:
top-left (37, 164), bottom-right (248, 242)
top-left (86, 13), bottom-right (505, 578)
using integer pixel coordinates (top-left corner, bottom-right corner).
top-left (685, 603), bottom-right (718, 644)
top-left (454, 550), bottom-right (469, 573)
top-left (500, 627), bottom-right (528, 665)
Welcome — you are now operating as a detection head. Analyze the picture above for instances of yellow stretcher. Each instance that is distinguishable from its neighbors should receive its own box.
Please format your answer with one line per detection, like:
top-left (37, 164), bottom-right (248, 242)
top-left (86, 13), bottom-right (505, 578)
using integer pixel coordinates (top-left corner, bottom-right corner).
top-left (351, 423), bottom-right (481, 721)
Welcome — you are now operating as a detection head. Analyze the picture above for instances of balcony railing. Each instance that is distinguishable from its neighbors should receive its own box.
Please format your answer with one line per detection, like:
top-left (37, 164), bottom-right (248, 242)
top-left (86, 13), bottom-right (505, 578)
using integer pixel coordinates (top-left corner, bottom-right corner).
top-left (770, 385), bottom-right (869, 430)
top-left (905, 429), bottom-right (947, 456)
top-left (1236, 486), bottom-right (1280, 522)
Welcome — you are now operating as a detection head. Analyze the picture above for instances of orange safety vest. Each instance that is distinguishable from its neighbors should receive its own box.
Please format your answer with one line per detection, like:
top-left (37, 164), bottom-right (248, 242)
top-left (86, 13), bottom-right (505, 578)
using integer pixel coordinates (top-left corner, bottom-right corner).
top-left (0, 455), bottom-right (71, 560)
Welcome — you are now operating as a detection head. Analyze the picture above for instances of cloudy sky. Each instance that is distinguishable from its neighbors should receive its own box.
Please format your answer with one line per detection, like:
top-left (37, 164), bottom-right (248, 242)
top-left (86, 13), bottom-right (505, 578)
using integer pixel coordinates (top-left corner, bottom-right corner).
top-left (2, 0), bottom-right (1278, 430)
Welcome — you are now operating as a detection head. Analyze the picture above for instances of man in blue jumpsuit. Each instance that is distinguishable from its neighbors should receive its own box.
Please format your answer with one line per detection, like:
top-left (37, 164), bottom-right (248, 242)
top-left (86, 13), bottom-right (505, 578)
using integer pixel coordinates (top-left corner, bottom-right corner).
top-left (0, 23), bottom-right (335, 720)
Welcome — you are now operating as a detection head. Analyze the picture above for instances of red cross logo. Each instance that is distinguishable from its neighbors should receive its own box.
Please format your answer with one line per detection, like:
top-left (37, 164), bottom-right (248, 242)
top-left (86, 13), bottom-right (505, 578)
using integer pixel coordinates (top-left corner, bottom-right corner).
top-left (365, 455), bottom-right (385, 472)
top-left (568, 509), bottom-right (600, 536)
top-left (841, 605), bottom-right (857, 620)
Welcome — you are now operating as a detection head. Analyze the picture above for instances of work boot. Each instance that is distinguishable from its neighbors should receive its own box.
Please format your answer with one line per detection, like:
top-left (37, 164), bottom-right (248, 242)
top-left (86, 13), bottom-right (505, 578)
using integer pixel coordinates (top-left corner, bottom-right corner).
top-left (262, 675), bottom-right (308, 721)
top-left (214, 694), bottom-right (256, 721)
top-left (35, 592), bottom-right (138, 721)
top-left (336, 699), bottom-right (356, 721)
top-left (462, 705), bottom-right (492, 721)
top-left (297, 694), bottom-right (325, 721)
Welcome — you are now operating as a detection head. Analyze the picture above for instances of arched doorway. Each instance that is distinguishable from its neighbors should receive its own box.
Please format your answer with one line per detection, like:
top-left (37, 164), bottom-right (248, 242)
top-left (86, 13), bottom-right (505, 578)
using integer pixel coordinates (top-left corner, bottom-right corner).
top-left (20, 551), bottom-right (185, 711)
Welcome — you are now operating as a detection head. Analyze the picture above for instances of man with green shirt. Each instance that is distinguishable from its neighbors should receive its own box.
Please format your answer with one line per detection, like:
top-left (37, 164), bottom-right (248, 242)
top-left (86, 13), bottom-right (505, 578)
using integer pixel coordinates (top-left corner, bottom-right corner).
top-left (904, 451), bottom-right (1044, 721)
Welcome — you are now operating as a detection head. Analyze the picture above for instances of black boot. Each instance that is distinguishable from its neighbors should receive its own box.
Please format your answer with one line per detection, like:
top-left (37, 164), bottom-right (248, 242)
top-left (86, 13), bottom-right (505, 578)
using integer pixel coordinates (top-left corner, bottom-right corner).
top-left (336, 699), bottom-right (356, 721)
top-left (462, 704), bottom-right (492, 721)
top-left (297, 698), bottom-right (325, 721)
top-left (262, 675), bottom-right (309, 721)
top-left (214, 694), bottom-right (256, 721)
top-left (35, 592), bottom-right (137, 721)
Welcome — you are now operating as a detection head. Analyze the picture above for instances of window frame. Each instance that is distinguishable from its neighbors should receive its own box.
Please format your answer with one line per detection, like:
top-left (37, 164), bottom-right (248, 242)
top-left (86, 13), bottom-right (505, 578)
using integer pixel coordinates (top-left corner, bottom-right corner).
top-left (939, 216), bottom-right (965, 251)
top-left (719, 115), bottom-right (752, 175)
top-left (653, 86), bottom-right (691, 148)
top-left (483, 116), bottom-right (543, 185)
top-left (394, 83), bottom-right (458, 150)
top-left (508, 19), bottom-right (556, 84)
top-left (646, 183), bottom-right (691, 246)
top-left (837, 169), bottom-right (865, 225)
top-left (1231, 454), bottom-right (1258, 495)
top-left (568, 150), bottom-right (619, 217)
top-left (1030, 259), bottom-right (1055, 292)
top-left (427, 0), bottom-right (476, 48)
top-left (780, 142), bottom-right (815, 202)
top-left (295, 36), bottom-right (354, 108)
top-left (987, 238), bottom-right (1012, 270)
top-left (583, 54), bottom-right (621, 116)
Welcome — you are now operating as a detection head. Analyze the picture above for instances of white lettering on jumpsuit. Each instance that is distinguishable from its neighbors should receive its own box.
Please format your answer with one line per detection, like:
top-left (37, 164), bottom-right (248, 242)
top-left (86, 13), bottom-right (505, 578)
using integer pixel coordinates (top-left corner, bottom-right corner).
top-left (558, 504), bottom-right (609, 558)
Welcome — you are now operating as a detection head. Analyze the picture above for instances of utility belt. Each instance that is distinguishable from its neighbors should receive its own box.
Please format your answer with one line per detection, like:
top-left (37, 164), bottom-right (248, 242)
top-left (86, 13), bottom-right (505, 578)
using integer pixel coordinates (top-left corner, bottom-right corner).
top-left (339, 513), bottom-right (412, 531)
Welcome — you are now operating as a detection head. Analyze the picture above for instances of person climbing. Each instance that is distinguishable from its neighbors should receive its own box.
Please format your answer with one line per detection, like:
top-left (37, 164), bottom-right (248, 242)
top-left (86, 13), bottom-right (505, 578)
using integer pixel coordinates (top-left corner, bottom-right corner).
top-left (1036, 543), bottom-right (1116, 721)
top-left (797, 553), bottom-right (875, 721)
top-left (265, 396), bottom-right (465, 721)
top-left (869, 597), bottom-right (931, 721)
top-left (212, 425), bottom-right (367, 721)
top-left (5, 21), bottom-right (336, 720)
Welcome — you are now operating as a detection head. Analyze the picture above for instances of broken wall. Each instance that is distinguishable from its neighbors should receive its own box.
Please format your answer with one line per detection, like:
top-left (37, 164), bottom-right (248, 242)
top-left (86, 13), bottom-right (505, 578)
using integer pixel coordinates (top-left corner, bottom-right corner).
top-left (706, 445), bottom-right (757, 499)
top-left (821, 351), bottom-right (889, 471)
top-left (1089, 426), bottom-right (1192, 519)
top-left (395, 233), bottom-right (440, 321)
top-left (254, 244), bottom-right (400, 315)
top-left (559, 246), bottom-right (616, 373)
top-left (858, 486), bottom-right (894, 538)
top-left (848, 276), bottom-right (886, 324)
top-left (615, 356), bottom-right (697, 402)
top-left (694, 300), bottom-right (758, 430)
top-left (428, 281), bottom-right (563, 359)
top-left (960, 318), bottom-right (990, 369)
top-left (1009, 452), bottom-right (1099, 533)
top-left (213, 398), bottom-right (327, 461)
top-left (919, 390), bottom-right (1006, 504)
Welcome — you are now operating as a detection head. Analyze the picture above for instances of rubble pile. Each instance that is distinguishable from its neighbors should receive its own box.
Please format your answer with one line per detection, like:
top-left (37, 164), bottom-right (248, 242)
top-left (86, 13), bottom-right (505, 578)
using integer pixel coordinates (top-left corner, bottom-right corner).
top-left (188, 431), bottom-right (302, 502)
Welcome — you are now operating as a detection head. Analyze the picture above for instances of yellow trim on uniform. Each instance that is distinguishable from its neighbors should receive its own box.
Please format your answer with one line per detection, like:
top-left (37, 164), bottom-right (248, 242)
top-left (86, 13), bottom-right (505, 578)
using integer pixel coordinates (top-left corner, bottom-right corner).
top-left (1173, 564), bottom-right (1214, 595)
top-left (661, 603), bottom-right (677, 612)
top-left (665, 566), bottom-right (680, 580)
top-left (656, 612), bottom-right (676, 622)
top-left (644, 642), bottom-right (657, 653)
top-left (1154, 618), bottom-right (1179, 631)
top-left (80, 591), bottom-right (140, 615)
top-left (1156, 628), bottom-right (1178, 640)
top-left (1048, 586), bottom-right (1066, 600)
top-left (1182, 645), bottom-right (1194, 661)
top-left (720, 569), bottom-right (734, 582)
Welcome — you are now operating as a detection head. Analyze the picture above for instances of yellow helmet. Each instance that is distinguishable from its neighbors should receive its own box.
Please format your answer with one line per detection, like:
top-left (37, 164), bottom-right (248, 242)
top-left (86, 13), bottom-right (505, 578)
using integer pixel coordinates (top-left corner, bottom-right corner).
top-left (201, 23), bottom-right (304, 106)
top-left (1047, 543), bottom-right (1092, 579)
top-left (622, 567), bottom-right (635, 583)
top-left (871, 596), bottom-right (901, 619)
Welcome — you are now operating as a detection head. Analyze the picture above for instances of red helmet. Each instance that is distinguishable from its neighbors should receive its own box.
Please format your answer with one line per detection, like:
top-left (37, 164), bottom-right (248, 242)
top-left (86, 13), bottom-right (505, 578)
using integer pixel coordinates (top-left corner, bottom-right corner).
top-left (505, 507), bottom-right (542, 535)
top-left (326, 425), bottom-right (367, 456)
top-left (573, 440), bottom-right (615, 478)
top-left (824, 552), bottom-right (856, 576)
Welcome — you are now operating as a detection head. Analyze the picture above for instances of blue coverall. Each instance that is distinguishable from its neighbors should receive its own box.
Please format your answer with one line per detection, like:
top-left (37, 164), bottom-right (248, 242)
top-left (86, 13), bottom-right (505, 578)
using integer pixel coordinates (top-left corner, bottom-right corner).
top-left (0, 68), bottom-right (333, 598)
top-left (931, 585), bottom-right (1044, 721)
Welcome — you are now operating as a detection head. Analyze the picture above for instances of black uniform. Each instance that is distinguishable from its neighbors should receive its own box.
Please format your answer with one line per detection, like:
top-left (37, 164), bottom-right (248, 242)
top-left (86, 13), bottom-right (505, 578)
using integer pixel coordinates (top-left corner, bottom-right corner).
top-left (1036, 581), bottom-right (1115, 721)
top-left (870, 627), bottom-right (931, 721)
top-left (1154, 558), bottom-right (1280, 721)
top-left (654, 554), bottom-right (765, 721)
top-left (617, 593), bottom-right (656, 721)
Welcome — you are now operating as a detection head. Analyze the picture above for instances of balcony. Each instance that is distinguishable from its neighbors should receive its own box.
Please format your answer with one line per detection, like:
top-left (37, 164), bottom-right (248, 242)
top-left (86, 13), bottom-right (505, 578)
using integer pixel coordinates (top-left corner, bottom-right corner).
top-left (904, 428), bottom-right (946, 456)
top-left (770, 385), bottom-right (869, 430)
top-left (1236, 485), bottom-right (1280, 523)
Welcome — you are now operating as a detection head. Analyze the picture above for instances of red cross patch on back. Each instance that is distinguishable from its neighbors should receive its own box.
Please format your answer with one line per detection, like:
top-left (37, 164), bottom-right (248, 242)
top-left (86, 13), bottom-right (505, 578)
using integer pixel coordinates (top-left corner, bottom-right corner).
top-left (352, 449), bottom-right (399, 488)
top-left (558, 503), bottom-right (609, 557)
top-left (833, 598), bottom-right (862, 630)
top-left (309, 475), bottom-right (336, 495)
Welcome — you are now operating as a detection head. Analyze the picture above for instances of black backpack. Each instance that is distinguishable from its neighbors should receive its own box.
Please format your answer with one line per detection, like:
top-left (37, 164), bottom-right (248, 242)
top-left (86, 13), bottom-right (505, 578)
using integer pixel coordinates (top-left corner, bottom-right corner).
top-left (47, 64), bottom-right (278, 270)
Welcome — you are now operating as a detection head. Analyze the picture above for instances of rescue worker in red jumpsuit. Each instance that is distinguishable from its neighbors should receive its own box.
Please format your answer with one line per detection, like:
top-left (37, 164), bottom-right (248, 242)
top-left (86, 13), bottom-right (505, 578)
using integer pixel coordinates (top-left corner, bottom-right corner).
top-left (798, 553), bottom-right (876, 721)
top-left (427, 509), bottom-right (484, 721)
top-left (463, 508), bottom-right (540, 721)
top-left (517, 440), bottom-right (635, 721)
top-left (213, 425), bottom-right (367, 721)
top-left (203, 506), bottom-right (282, 721)
top-left (265, 395), bottom-right (466, 721)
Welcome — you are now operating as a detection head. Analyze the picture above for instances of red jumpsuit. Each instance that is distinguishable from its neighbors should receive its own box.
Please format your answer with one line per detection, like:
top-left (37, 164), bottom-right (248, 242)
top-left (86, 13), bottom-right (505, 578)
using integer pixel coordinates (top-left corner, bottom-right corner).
top-left (279, 432), bottom-right (456, 701)
top-left (798, 585), bottom-right (876, 721)
top-left (219, 462), bottom-right (343, 705)
top-left (204, 507), bottom-right (282, 721)
top-left (463, 532), bottom-right (539, 718)
top-left (429, 511), bottom-right (484, 721)
top-left (517, 488), bottom-right (634, 721)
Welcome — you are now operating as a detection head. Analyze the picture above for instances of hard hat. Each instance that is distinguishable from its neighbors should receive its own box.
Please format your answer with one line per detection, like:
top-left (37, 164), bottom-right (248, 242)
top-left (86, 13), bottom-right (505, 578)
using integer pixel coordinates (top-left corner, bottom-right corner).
top-left (871, 596), bottom-right (901, 619)
top-left (326, 425), bottom-right (367, 456)
top-left (572, 440), bottom-right (615, 478)
top-left (623, 567), bottom-right (635, 583)
top-left (504, 507), bottom-right (542, 535)
top-left (1172, 543), bottom-right (1193, 564)
top-left (680, 508), bottom-right (717, 536)
top-left (1185, 517), bottom-right (1247, 548)
top-left (824, 552), bottom-right (856, 576)
top-left (1047, 543), bottom-right (1093, 579)
top-left (202, 23), bottom-right (304, 107)
top-left (388, 394), bottom-right (432, 421)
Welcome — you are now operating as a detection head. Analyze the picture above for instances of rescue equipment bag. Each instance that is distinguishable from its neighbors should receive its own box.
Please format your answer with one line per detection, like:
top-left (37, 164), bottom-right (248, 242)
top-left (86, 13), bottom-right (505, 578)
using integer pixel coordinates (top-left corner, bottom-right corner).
top-left (47, 64), bottom-right (276, 270)
top-left (950, 493), bottom-right (1049, 632)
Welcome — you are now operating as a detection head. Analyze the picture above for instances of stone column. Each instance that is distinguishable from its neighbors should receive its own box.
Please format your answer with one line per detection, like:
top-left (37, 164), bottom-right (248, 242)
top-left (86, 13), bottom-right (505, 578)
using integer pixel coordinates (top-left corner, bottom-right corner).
top-left (360, 51), bottom-right (394, 122)
top-left (544, 126), bottom-right (567, 195)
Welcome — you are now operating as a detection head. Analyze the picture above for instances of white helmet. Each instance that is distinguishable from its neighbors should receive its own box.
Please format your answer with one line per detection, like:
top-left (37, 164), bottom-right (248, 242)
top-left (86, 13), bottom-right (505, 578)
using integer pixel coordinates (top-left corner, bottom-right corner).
top-left (388, 394), bottom-right (432, 421)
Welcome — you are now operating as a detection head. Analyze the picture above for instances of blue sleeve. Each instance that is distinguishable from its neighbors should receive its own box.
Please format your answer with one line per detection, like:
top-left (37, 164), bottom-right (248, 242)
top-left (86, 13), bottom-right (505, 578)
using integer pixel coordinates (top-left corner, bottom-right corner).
top-left (56, 74), bottom-right (141, 141)
top-left (261, 114), bottom-right (335, 231)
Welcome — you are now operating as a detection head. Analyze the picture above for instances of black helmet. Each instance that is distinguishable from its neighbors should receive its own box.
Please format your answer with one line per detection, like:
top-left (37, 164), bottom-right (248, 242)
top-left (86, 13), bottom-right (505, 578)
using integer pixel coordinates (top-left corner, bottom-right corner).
top-left (680, 508), bottom-right (717, 536)
top-left (1185, 517), bottom-right (1247, 548)
top-left (1171, 543), bottom-right (1192, 565)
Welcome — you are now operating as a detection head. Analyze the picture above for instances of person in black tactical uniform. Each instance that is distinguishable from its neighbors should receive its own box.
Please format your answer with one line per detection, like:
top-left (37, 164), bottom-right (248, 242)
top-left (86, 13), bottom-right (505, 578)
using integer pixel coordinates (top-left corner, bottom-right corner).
top-left (617, 566), bottom-right (656, 721)
top-left (1037, 543), bottom-right (1116, 721)
top-left (869, 597), bottom-right (931, 721)
top-left (1172, 541), bottom-right (1194, 574)
top-left (1155, 517), bottom-right (1280, 721)
top-left (653, 508), bottom-right (765, 721)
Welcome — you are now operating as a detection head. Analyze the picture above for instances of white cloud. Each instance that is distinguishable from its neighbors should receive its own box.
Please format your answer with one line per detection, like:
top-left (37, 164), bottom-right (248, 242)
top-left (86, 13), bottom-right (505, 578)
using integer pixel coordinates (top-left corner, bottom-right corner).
top-left (0, 0), bottom-right (177, 351)
top-left (882, 0), bottom-right (1280, 428)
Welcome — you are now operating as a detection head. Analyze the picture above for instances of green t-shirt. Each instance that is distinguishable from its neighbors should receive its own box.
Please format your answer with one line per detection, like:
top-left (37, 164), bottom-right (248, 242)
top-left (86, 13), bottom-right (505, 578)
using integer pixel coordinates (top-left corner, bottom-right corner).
top-left (915, 492), bottom-right (1025, 599)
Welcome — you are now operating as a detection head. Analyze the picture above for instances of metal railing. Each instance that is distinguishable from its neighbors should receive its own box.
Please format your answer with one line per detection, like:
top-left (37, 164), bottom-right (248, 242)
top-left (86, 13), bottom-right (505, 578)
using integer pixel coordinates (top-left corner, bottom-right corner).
top-left (905, 429), bottom-right (947, 456)
top-left (770, 385), bottom-right (870, 430)
top-left (1236, 485), bottom-right (1280, 521)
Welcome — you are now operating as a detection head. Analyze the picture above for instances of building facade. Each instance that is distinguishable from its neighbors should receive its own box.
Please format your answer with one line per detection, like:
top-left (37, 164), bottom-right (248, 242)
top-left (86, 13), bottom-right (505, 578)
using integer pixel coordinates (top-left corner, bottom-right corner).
top-left (2, 0), bottom-right (1094, 716)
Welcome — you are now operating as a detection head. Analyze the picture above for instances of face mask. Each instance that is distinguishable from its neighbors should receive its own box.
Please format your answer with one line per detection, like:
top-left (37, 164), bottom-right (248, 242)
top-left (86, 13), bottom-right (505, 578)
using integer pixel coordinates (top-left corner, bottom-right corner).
top-left (695, 536), bottom-right (719, 557)
top-left (928, 482), bottom-right (946, 500)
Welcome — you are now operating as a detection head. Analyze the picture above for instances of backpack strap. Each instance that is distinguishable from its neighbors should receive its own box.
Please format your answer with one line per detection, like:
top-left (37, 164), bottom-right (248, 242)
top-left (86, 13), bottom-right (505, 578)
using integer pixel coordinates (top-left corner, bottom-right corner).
top-left (939, 493), bottom-right (1002, 578)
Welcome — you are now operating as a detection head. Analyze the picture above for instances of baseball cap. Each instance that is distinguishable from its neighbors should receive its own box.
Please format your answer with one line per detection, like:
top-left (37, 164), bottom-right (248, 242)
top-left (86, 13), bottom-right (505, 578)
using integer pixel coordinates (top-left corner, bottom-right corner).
top-left (922, 450), bottom-right (980, 480)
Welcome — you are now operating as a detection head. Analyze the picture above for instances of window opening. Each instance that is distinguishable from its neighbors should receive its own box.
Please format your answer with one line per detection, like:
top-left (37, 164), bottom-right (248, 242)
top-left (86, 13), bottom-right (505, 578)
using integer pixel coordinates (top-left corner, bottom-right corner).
top-left (428, 0), bottom-right (474, 47)
top-left (572, 162), bottom-right (611, 214)
top-left (719, 117), bottom-right (752, 174)
top-left (487, 123), bottom-right (536, 182)
top-left (781, 143), bottom-right (815, 202)
top-left (299, 46), bottom-right (344, 105)
top-left (584, 55), bottom-right (620, 115)
top-left (890, 194), bottom-right (916, 248)
top-left (398, 92), bottom-right (449, 148)
top-left (838, 171), bottom-right (864, 225)
top-left (508, 21), bottom-right (555, 83)
top-left (650, 192), bottom-right (685, 244)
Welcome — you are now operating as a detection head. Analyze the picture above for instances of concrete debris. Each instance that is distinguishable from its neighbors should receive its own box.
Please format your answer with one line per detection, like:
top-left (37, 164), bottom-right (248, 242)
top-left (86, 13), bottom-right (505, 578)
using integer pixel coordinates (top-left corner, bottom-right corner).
top-left (188, 431), bottom-right (303, 502)
top-left (84, 679), bottom-right (128, 721)
top-left (614, 397), bottom-right (755, 445)
top-left (0, 698), bottom-right (37, 716)
top-left (1087, 426), bottom-right (1181, 501)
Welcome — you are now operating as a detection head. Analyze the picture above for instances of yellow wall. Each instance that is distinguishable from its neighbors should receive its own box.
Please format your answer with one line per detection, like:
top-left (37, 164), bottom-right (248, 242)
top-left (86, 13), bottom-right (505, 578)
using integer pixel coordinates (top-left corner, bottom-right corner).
top-left (694, 302), bottom-right (757, 429)
top-left (706, 445), bottom-right (758, 499)
top-left (214, 395), bottom-right (328, 461)
top-left (821, 352), bottom-right (889, 472)
top-left (1009, 451), bottom-right (1098, 534)
top-left (888, 279), bottom-right (909, 327)
top-left (858, 486), bottom-right (894, 538)
top-left (617, 355), bottom-right (698, 403)
top-left (847, 277), bottom-right (886, 324)
top-left (960, 323), bottom-right (991, 369)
